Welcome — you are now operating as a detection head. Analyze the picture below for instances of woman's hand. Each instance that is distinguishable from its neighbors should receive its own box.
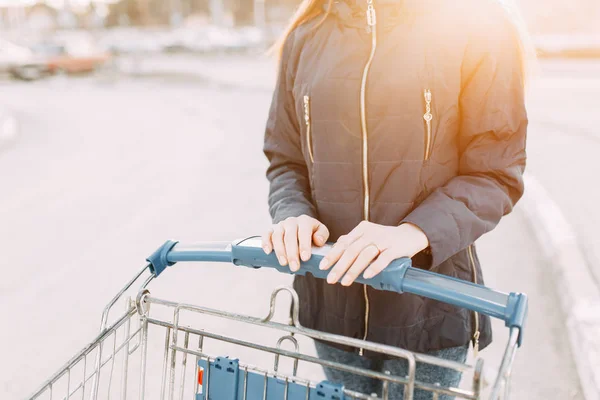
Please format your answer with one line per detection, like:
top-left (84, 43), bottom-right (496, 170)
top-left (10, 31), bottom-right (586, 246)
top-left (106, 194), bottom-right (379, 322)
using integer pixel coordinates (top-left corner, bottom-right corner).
top-left (261, 215), bottom-right (330, 272)
top-left (319, 221), bottom-right (429, 286)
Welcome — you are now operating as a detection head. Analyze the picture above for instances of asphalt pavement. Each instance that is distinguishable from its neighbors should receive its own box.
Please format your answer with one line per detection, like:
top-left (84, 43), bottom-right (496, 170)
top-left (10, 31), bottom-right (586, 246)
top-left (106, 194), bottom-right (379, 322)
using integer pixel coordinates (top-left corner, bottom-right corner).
top-left (0, 57), bottom-right (592, 399)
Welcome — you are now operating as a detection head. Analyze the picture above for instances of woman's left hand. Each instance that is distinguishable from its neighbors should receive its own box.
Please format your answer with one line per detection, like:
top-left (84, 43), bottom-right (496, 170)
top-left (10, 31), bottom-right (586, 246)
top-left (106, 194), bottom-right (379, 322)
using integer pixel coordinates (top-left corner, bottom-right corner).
top-left (319, 221), bottom-right (430, 286)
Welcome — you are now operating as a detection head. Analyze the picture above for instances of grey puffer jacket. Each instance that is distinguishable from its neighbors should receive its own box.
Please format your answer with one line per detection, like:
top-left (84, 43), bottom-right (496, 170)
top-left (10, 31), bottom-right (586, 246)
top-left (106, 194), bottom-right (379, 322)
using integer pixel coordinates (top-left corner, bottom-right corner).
top-left (263, 0), bottom-right (527, 356)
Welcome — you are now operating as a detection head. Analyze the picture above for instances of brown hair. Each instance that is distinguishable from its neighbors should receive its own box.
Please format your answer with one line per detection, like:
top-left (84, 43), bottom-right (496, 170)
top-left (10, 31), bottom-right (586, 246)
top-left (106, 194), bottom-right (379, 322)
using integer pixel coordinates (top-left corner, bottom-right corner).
top-left (268, 0), bottom-right (333, 60)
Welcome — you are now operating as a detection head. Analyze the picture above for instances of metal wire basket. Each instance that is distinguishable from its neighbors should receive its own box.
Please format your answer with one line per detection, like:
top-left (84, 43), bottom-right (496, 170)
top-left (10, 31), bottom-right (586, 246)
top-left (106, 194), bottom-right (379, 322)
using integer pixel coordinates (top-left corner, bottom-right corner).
top-left (28, 237), bottom-right (527, 400)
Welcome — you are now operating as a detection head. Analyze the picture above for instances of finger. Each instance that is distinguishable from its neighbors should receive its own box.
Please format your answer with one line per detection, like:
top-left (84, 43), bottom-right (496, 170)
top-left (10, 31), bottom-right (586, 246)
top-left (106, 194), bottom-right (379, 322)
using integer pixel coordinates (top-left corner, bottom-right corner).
top-left (283, 220), bottom-right (300, 272)
top-left (327, 238), bottom-right (369, 284)
top-left (319, 234), bottom-right (351, 271)
top-left (261, 227), bottom-right (274, 254)
top-left (363, 250), bottom-right (397, 280)
top-left (319, 227), bottom-right (363, 270)
top-left (271, 224), bottom-right (287, 266)
top-left (312, 222), bottom-right (330, 247)
top-left (298, 218), bottom-right (313, 262)
top-left (353, 220), bottom-right (370, 236)
top-left (340, 244), bottom-right (380, 286)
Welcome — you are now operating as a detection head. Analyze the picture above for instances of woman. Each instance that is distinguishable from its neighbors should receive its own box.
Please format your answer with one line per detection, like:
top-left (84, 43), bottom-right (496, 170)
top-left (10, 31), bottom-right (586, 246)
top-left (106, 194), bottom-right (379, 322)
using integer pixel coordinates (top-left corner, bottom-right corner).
top-left (261, 0), bottom-right (530, 397)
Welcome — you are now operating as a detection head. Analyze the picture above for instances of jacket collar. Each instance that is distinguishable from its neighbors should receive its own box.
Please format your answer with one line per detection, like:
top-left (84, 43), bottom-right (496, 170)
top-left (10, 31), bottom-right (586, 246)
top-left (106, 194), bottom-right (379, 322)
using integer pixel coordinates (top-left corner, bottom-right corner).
top-left (325, 0), bottom-right (408, 30)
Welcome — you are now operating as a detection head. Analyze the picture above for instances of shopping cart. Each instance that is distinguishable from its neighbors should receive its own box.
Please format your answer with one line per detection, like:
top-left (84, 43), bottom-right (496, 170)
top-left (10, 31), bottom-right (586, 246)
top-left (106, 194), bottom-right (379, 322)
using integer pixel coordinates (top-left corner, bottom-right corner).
top-left (29, 236), bottom-right (527, 400)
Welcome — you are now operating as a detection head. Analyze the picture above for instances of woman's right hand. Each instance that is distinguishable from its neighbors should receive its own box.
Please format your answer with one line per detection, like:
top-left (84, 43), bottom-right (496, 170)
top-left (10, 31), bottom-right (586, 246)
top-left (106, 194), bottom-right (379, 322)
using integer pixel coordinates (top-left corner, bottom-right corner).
top-left (261, 215), bottom-right (330, 272)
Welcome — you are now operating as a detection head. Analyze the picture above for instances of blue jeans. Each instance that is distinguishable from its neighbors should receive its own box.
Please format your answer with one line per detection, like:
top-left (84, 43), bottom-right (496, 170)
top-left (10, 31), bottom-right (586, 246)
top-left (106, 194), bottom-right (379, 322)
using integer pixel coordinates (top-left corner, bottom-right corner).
top-left (314, 341), bottom-right (468, 400)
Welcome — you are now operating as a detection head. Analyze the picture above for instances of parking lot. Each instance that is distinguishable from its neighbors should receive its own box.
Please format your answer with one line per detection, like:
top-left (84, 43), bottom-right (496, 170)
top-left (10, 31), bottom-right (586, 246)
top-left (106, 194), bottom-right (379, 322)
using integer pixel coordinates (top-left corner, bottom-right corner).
top-left (0, 55), bottom-right (598, 399)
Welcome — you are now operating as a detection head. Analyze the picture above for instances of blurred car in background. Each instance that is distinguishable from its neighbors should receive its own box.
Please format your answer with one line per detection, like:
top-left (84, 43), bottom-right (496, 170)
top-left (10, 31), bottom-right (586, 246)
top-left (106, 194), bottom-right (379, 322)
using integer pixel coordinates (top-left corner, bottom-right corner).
top-left (161, 25), bottom-right (264, 53)
top-left (94, 25), bottom-right (266, 56)
top-left (97, 28), bottom-right (165, 55)
top-left (0, 38), bottom-right (47, 81)
top-left (31, 34), bottom-right (111, 75)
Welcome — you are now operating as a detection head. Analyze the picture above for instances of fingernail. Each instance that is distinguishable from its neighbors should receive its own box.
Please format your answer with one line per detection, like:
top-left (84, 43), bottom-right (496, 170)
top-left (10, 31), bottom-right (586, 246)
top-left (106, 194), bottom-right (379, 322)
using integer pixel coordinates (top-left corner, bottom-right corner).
top-left (301, 251), bottom-right (310, 261)
top-left (316, 236), bottom-right (324, 244)
top-left (263, 245), bottom-right (271, 254)
top-left (327, 273), bottom-right (337, 284)
top-left (290, 260), bottom-right (299, 272)
top-left (278, 256), bottom-right (287, 266)
top-left (319, 259), bottom-right (328, 270)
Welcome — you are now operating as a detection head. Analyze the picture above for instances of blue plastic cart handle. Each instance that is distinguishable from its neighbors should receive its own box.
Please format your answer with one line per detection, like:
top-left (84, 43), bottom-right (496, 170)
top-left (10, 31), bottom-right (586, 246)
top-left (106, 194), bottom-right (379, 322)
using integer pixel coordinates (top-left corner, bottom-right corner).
top-left (146, 237), bottom-right (527, 346)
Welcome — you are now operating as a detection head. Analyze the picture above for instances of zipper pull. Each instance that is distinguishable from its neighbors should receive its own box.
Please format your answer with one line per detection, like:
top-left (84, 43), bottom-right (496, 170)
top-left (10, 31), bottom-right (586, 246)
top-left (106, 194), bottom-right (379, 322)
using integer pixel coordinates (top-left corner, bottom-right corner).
top-left (367, 4), bottom-right (376, 26)
top-left (473, 330), bottom-right (481, 358)
top-left (365, 0), bottom-right (376, 33)
top-left (424, 89), bottom-right (432, 104)
top-left (423, 89), bottom-right (432, 122)
top-left (303, 95), bottom-right (310, 125)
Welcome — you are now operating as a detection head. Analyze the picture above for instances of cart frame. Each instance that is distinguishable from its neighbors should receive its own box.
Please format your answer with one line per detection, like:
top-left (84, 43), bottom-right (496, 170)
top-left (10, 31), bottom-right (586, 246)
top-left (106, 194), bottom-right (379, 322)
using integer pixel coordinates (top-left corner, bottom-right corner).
top-left (28, 237), bottom-right (527, 400)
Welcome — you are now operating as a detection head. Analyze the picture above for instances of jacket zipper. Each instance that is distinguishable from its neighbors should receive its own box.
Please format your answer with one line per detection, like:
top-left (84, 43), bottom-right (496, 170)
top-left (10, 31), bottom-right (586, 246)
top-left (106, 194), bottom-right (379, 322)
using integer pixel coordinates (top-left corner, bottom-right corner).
top-left (360, 285), bottom-right (371, 356)
top-left (303, 95), bottom-right (314, 163)
top-left (423, 89), bottom-right (433, 160)
top-left (467, 245), bottom-right (481, 358)
top-left (358, 0), bottom-right (377, 357)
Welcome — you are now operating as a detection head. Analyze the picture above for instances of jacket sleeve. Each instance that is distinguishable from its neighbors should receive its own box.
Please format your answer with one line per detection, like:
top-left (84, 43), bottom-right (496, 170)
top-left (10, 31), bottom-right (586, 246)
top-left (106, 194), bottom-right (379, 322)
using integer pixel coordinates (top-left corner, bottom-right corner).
top-left (263, 33), bottom-right (317, 224)
top-left (402, 12), bottom-right (528, 267)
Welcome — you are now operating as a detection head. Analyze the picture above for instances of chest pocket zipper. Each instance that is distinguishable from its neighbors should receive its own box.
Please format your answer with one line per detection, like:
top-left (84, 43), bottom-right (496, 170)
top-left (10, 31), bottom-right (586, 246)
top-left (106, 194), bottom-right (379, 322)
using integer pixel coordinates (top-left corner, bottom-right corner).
top-left (303, 95), bottom-right (314, 163)
top-left (423, 89), bottom-right (433, 160)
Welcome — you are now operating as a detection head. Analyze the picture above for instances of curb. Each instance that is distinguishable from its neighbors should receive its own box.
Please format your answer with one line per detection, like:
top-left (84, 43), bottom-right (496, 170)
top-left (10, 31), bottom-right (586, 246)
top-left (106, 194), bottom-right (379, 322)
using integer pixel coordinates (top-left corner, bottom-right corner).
top-left (520, 174), bottom-right (600, 400)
